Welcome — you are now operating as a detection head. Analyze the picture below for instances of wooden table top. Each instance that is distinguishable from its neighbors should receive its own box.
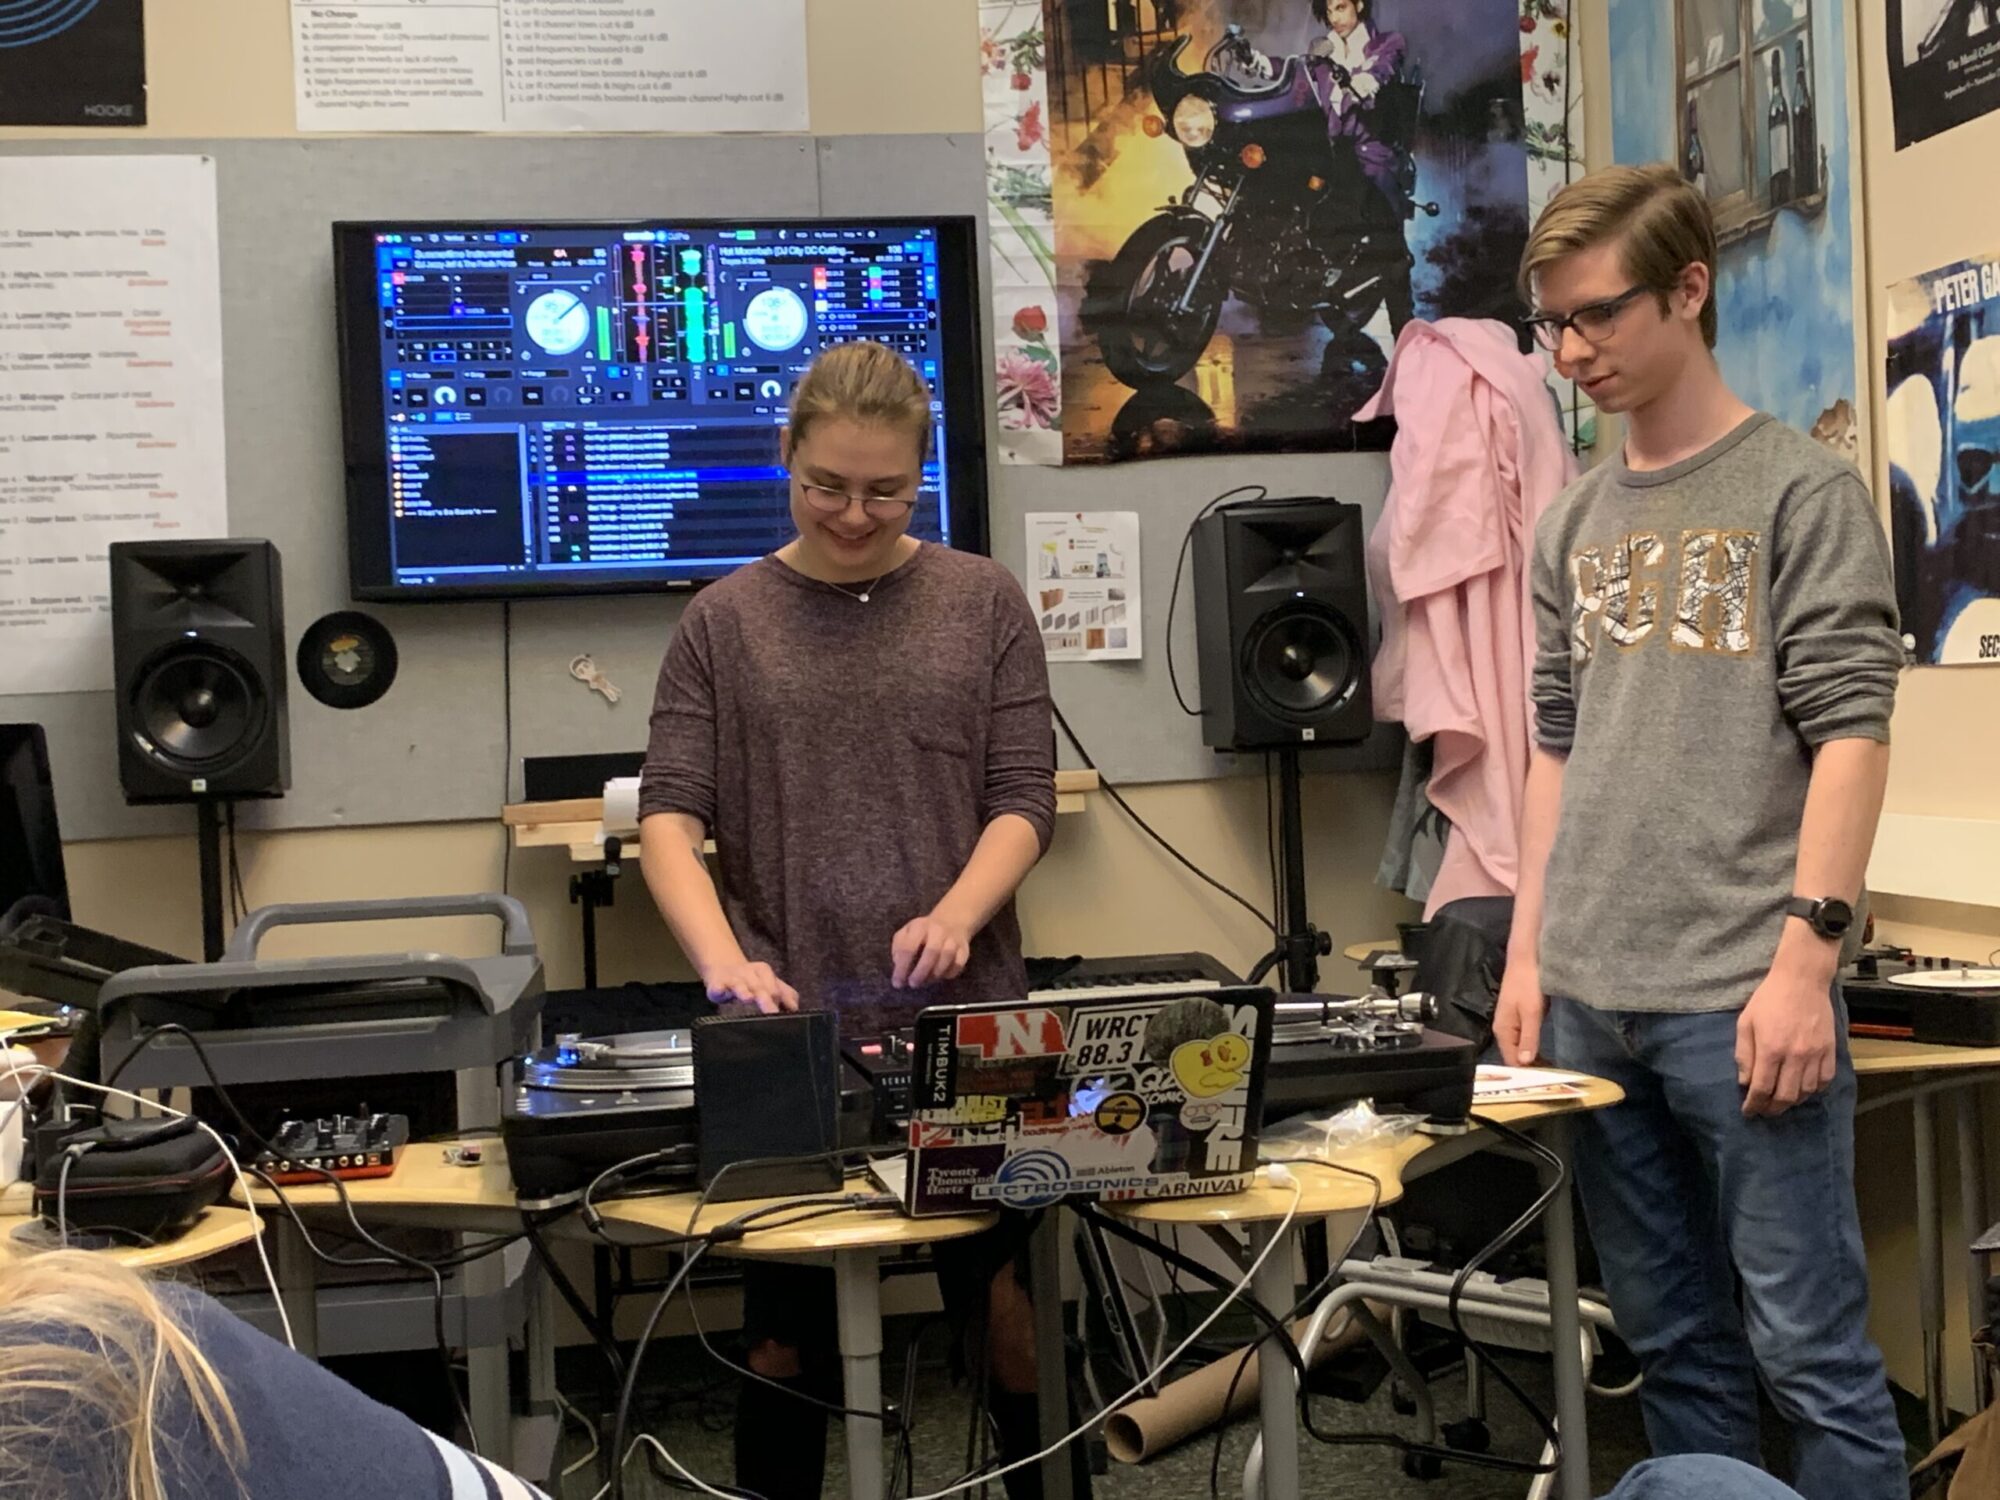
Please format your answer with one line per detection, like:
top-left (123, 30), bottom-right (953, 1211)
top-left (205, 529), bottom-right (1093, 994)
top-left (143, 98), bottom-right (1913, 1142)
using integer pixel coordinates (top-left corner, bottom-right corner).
top-left (235, 1139), bottom-right (517, 1213)
top-left (1107, 1075), bottom-right (1626, 1225)
top-left (0, 1201), bottom-right (263, 1271)
top-left (593, 1184), bottom-right (996, 1255)
top-left (1341, 939), bottom-right (1404, 964)
top-left (230, 1140), bottom-right (995, 1255)
top-left (1850, 1037), bottom-right (2000, 1075)
top-left (228, 1078), bottom-right (1632, 1242)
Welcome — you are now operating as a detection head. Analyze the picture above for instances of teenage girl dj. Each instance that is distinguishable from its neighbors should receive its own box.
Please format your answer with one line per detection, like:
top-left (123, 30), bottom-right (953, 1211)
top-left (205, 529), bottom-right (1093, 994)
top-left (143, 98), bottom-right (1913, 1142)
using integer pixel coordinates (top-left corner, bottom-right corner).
top-left (637, 339), bottom-right (1083, 1500)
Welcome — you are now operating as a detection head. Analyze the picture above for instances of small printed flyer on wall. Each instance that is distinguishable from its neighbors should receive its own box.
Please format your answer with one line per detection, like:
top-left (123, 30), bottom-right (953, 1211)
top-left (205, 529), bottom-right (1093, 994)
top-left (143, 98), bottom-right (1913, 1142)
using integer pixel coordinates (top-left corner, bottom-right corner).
top-left (1026, 512), bottom-right (1141, 661)
top-left (0, 157), bottom-right (230, 698)
top-left (291, 0), bottom-right (809, 133)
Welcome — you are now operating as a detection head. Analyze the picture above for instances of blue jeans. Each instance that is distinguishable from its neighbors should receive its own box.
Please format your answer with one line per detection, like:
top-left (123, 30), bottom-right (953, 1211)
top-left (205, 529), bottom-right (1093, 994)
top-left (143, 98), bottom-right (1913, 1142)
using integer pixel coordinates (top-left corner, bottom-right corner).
top-left (1548, 997), bottom-right (1906, 1500)
top-left (1603, 1454), bottom-right (1803, 1499)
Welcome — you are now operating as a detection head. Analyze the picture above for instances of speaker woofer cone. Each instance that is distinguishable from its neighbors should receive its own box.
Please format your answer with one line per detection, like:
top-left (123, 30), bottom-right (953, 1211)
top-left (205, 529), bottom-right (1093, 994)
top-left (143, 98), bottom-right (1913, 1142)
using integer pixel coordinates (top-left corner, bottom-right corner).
top-left (1241, 605), bottom-right (1360, 720)
top-left (132, 646), bottom-right (262, 769)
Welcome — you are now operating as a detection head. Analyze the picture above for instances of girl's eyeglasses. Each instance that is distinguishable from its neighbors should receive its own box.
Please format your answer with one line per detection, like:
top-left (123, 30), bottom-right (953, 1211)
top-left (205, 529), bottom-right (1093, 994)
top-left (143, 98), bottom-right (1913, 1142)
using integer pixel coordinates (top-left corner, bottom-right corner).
top-left (796, 480), bottom-right (918, 521)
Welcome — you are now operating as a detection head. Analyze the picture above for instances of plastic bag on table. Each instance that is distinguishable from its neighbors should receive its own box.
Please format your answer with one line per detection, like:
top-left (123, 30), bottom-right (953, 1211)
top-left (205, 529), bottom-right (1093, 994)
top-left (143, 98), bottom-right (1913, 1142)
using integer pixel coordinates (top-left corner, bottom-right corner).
top-left (1259, 1100), bottom-right (1424, 1163)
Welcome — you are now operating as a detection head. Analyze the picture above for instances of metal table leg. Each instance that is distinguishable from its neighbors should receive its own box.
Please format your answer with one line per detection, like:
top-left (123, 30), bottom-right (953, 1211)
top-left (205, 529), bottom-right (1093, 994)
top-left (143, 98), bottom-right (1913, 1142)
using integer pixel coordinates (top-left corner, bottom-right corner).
top-left (270, 1213), bottom-right (320, 1358)
top-left (518, 1253), bottom-right (560, 1488)
top-left (1540, 1115), bottom-right (1591, 1500)
top-left (835, 1247), bottom-right (886, 1500)
top-left (1915, 1092), bottom-right (1947, 1444)
top-left (1956, 1088), bottom-right (1992, 1412)
top-left (1248, 1218), bottom-right (1300, 1500)
top-left (466, 1252), bottom-right (511, 1468)
top-left (1031, 1210), bottom-right (1076, 1500)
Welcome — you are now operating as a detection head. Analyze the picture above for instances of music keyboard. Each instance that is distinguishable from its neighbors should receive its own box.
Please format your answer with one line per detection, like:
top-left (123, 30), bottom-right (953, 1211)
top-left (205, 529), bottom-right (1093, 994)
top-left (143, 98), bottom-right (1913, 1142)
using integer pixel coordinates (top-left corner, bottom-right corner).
top-left (1026, 952), bottom-right (1240, 1004)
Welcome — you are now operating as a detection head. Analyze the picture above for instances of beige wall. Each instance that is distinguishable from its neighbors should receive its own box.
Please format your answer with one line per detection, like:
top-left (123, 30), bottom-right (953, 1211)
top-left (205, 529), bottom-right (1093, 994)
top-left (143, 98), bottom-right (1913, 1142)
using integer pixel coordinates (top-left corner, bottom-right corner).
top-left (63, 771), bottom-right (1415, 990)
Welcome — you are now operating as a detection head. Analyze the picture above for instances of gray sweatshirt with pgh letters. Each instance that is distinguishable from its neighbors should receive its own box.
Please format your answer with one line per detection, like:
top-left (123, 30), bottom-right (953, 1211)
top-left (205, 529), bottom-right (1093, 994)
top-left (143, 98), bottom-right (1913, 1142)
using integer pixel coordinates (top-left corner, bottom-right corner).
top-left (1530, 413), bottom-right (1902, 1014)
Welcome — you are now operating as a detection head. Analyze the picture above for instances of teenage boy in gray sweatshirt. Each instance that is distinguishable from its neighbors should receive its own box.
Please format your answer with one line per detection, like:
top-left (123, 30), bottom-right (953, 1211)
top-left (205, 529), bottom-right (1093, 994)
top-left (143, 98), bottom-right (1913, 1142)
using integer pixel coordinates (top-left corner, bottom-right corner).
top-left (1495, 164), bottom-right (1907, 1499)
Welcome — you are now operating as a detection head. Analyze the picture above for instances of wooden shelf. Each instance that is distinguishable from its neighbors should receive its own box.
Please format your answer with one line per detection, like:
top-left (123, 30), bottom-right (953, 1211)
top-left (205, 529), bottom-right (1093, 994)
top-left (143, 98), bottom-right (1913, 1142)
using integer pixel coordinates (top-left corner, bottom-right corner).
top-left (503, 770), bottom-right (1102, 865)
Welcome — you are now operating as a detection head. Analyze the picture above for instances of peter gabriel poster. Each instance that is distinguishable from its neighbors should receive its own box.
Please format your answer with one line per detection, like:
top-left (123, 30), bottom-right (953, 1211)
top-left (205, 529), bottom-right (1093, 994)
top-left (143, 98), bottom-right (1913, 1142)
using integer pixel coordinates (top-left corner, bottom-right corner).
top-left (0, 0), bottom-right (146, 126)
top-left (1037, 0), bottom-right (1539, 463)
top-left (1884, 252), bottom-right (2000, 665)
top-left (1886, 0), bottom-right (2000, 149)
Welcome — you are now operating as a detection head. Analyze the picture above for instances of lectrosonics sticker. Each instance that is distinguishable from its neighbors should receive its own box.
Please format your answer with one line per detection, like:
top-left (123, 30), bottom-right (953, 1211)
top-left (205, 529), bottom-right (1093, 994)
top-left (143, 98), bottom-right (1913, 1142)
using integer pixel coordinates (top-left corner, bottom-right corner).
top-left (297, 611), bottom-right (398, 710)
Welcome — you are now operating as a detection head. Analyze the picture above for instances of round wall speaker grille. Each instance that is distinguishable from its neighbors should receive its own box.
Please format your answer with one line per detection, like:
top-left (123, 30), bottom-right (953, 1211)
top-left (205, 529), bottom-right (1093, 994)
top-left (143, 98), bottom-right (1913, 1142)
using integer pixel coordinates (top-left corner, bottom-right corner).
top-left (132, 645), bottom-right (264, 770)
top-left (1241, 604), bottom-right (1360, 720)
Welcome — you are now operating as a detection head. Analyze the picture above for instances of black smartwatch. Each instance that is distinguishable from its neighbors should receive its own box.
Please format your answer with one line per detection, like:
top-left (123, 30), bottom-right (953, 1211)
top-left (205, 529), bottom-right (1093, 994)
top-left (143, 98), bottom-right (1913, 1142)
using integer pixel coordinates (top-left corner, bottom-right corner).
top-left (1786, 896), bottom-right (1855, 940)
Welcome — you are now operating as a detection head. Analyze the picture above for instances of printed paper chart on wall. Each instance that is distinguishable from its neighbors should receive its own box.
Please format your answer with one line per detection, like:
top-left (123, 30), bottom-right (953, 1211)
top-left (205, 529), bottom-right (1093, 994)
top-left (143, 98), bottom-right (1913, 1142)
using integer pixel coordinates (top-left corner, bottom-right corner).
top-left (1885, 253), bottom-right (2000, 666)
top-left (1026, 512), bottom-right (1141, 661)
top-left (0, 0), bottom-right (145, 126)
top-left (0, 156), bottom-right (230, 696)
top-left (292, 0), bottom-right (809, 133)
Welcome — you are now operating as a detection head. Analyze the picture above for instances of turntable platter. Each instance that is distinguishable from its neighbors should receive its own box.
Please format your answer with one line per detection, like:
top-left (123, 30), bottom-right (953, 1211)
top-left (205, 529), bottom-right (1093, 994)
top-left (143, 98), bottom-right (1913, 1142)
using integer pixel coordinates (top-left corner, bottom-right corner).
top-left (522, 1028), bottom-right (693, 1092)
top-left (1885, 968), bottom-right (2000, 992)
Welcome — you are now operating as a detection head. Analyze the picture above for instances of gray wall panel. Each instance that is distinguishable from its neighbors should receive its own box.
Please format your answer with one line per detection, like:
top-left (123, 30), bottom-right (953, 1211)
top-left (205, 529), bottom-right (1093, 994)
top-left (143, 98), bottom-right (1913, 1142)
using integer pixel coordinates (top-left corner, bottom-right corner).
top-left (0, 137), bottom-right (817, 837)
top-left (4, 133), bottom-right (1392, 839)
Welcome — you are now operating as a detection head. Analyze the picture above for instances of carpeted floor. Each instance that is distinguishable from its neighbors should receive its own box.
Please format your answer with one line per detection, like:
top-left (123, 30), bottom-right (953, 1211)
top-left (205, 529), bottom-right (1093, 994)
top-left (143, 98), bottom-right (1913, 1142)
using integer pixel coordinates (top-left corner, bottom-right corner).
top-left (550, 1322), bottom-right (1661, 1500)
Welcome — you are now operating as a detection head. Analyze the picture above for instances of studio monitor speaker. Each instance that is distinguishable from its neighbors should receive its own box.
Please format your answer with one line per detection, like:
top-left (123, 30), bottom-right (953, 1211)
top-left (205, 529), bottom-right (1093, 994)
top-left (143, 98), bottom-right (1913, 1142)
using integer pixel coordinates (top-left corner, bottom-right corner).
top-left (1192, 497), bottom-right (1371, 751)
top-left (110, 539), bottom-right (290, 803)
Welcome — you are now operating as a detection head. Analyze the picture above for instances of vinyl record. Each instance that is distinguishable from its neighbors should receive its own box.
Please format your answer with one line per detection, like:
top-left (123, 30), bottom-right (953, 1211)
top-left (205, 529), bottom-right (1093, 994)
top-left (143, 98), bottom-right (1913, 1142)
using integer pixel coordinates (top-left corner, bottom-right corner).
top-left (296, 611), bottom-right (398, 710)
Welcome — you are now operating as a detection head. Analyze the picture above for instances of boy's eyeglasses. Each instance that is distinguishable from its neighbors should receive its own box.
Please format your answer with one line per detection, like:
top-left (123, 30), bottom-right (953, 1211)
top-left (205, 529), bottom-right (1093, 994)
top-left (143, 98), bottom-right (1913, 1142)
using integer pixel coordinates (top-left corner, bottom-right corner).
top-left (1524, 285), bottom-right (1653, 353)
top-left (796, 481), bottom-right (918, 521)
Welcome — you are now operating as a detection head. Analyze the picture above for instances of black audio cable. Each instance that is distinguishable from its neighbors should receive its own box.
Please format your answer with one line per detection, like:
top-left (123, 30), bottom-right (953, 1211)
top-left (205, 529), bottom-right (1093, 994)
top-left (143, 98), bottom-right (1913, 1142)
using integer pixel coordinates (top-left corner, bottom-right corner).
top-left (607, 1150), bottom-right (904, 1500)
top-left (1052, 699), bottom-right (1278, 938)
top-left (101, 1021), bottom-right (545, 1454)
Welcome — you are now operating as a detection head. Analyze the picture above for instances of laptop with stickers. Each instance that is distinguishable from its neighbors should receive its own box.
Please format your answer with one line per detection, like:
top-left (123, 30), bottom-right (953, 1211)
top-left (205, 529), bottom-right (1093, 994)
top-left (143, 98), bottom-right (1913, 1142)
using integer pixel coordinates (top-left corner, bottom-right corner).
top-left (876, 987), bottom-right (1276, 1216)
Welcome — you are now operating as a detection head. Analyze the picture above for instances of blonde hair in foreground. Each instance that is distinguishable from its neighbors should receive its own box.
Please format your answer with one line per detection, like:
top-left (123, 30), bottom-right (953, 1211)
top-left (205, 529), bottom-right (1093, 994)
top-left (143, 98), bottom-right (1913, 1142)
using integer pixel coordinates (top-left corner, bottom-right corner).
top-left (784, 339), bottom-right (935, 461)
top-left (0, 1250), bottom-right (245, 1500)
top-left (1518, 162), bottom-right (1721, 349)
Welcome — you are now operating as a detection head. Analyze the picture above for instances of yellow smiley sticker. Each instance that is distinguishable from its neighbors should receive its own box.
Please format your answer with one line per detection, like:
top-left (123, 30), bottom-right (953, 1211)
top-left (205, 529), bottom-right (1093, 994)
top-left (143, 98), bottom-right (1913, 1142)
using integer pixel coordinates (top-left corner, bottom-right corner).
top-left (1170, 1032), bottom-right (1252, 1099)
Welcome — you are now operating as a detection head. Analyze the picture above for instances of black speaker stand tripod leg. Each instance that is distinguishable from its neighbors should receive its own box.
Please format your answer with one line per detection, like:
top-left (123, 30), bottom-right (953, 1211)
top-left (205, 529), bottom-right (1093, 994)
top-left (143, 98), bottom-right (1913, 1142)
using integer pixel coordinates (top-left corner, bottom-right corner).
top-left (1249, 748), bottom-right (1330, 994)
top-left (195, 799), bottom-right (228, 962)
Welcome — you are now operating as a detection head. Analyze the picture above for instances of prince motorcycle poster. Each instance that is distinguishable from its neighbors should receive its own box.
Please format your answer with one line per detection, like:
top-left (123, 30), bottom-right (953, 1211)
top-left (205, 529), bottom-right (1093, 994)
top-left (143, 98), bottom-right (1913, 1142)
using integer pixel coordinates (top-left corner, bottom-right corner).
top-left (1031, 0), bottom-right (1543, 463)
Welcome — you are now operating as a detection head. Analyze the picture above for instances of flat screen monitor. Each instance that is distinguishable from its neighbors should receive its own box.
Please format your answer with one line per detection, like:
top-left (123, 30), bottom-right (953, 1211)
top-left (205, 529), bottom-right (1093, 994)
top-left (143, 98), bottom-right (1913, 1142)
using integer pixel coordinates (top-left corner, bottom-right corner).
top-left (333, 217), bottom-right (988, 602)
top-left (0, 725), bottom-right (69, 937)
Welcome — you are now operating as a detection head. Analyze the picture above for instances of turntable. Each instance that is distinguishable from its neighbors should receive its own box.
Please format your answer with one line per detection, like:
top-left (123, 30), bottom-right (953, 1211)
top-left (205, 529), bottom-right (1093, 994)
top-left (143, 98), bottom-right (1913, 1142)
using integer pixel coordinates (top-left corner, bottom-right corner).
top-left (1263, 992), bottom-right (1477, 1127)
top-left (1845, 948), bottom-right (2000, 1047)
top-left (501, 1030), bottom-right (700, 1203)
top-left (501, 1027), bottom-right (880, 1202)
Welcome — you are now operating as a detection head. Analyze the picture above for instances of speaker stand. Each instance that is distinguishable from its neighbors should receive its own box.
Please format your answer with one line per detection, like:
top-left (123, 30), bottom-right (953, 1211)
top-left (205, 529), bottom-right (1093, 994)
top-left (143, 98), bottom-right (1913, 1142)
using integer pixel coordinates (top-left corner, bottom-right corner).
top-left (195, 799), bottom-right (228, 962)
top-left (1250, 749), bottom-right (1331, 994)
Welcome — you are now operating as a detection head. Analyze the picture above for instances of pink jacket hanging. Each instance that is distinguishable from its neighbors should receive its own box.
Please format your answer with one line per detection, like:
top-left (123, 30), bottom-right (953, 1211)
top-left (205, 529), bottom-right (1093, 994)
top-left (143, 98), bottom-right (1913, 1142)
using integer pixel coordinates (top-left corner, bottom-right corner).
top-left (1356, 318), bottom-right (1577, 917)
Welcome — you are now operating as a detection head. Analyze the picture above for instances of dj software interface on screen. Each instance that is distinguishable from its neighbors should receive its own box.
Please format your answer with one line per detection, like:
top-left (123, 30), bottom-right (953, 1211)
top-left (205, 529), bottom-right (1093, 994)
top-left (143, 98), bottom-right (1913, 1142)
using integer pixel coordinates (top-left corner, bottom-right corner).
top-left (370, 225), bottom-right (951, 588)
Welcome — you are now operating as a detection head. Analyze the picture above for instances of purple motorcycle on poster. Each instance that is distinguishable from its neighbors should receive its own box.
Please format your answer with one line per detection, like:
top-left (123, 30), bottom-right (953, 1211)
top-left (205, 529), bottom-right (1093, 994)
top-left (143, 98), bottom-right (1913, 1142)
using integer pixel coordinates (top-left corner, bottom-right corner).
top-left (1092, 22), bottom-right (1438, 389)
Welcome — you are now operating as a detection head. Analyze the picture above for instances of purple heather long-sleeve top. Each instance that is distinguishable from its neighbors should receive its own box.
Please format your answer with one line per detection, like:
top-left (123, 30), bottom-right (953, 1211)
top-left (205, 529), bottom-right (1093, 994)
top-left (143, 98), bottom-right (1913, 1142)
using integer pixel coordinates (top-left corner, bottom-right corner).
top-left (639, 543), bottom-right (1056, 1033)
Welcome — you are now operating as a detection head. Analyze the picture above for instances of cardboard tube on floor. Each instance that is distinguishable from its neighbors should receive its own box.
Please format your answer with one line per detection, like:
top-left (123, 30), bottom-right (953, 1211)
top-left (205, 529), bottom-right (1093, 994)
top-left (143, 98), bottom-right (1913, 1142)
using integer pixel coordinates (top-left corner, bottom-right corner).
top-left (1102, 1305), bottom-right (1372, 1464)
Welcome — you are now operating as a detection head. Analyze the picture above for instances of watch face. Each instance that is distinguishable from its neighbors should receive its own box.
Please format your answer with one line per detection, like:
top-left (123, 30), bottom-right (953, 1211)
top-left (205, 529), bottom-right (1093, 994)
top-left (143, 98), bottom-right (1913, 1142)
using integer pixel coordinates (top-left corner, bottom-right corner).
top-left (1820, 899), bottom-right (1855, 936)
